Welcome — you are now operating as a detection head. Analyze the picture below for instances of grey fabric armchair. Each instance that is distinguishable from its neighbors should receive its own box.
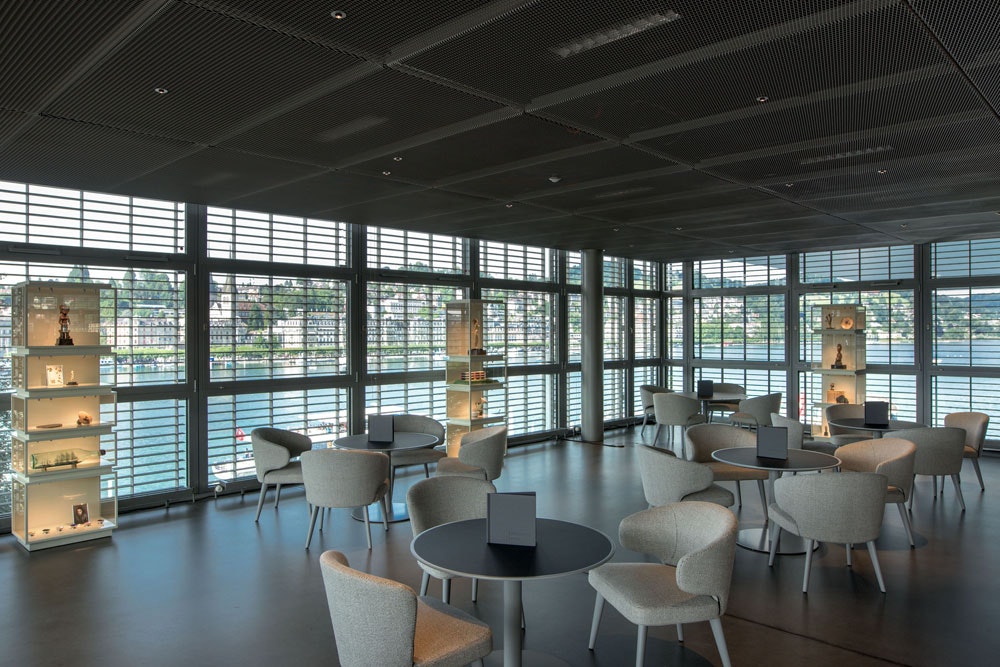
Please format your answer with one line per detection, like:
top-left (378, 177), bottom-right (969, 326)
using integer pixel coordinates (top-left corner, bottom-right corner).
top-left (638, 384), bottom-right (672, 436)
top-left (250, 427), bottom-right (313, 522)
top-left (435, 426), bottom-right (507, 481)
top-left (407, 476), bottom-right (496, 603)
top-left (728, 392), bottom-right (782, 430)
top-left (301, 448), bottom-right (390, 550)
top-left (685, 423), bottom-right (768, 512)
top-left (824, 403), bottom-right (869, 446)
top-left (388, 414), bottom-right (447, 488)
top-left (944, 411), bottom-right (990, 491)
top-left (651, 393), bottom-right (706, 453)
top-left (319, 550), bottom-right (491, 667)
top-left (588, 502), bottom-right (738, 667)
top-left (706, 382), bottom-right (745, 423)
top-left (889, 426), bottom-right (967, 511)
top-left (638, 445), bottom-right (734, 508)
top-left (768, 471), bottom-right (889, 593)
top-left (835, 438), bottom-right (917, 547)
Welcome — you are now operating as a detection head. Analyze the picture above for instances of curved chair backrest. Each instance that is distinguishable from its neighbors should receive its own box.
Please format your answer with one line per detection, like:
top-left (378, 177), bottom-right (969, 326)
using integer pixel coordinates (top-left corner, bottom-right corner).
top-left (640, 385), bottom-right (672, 410)
top-left (835, 437), bottom-right (916, 498)
top-left (392, 414), bottom-right (445, 444)
top-left (769, 413), bottom-right (805, 449)
top-left (685, 423), bottom-right (756, 463)
top-left (638, 445), bottom-right (715, 506)
top-left (733, 393), bottom-right (782, 427)
top-left (301, 449), bottom-right (389, 508)
top-left (618, 502), bottom-right (738, 612)
top-left (458, 425), bottom-right (508, 481)
top-left (887, 426), bottom-right (965, 476)
top-left (407, 476), bottom-right (496, 536)
top-left (943, 411), bottom-right (990, 455)
top-left (772, 471), bottom-right (887, 544)
top-left (320, 550), bottom-right (416, 667)
top-left (652, 393), bottom-right (703, 427)
top-left (713, 383), bottom-right (745, 395)
top-left (825, 403), bottom-right (865, 436)
top-left (251, 427), bottom-right (313, 482)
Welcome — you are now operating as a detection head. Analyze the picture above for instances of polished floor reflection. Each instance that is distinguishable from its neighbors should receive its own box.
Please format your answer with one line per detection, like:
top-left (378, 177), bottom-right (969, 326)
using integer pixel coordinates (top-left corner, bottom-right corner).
top-left (3, 428), bottom-right (996, 666)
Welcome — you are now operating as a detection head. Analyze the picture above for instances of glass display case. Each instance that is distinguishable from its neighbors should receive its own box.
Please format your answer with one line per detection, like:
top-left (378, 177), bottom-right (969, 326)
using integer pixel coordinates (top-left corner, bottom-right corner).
top-left (444, 300), bottom-right (507, 456)
top-left (8, 281), bottom-right (118, 550)
top-left (808, 304), bottom-right (866, 437)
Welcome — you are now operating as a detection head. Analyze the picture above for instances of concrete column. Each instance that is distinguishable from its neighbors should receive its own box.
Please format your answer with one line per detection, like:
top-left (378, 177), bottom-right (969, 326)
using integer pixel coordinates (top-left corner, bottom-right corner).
top-left (581, 249), bottom-right (603, 443)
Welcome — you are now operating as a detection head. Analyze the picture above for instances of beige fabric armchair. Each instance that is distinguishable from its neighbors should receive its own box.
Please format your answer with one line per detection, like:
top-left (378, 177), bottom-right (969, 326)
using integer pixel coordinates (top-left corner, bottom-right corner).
top-left (407, 476), bottom-right (496, 603)
top-left (685, 423), bottom-right (768, 512)
top-left (435, 426), bottom-right (507, 481)
top-left (250, 427), bottom-right (313, 523)
top-left (706, 382), bottom-right (745, 423)
top-left (768, 471), bottom-right (889, 593)
top-left (301, 449), bottom-right (390, 550)
top-left (889, 426), bottom-right (967, 511)
top-left (944, 411), bottom-right (990, 491)
top-left (638, 384), bottom-right (672, 436)
top-left (651, 393), bottom-right (706, 453)
top-left (388, 414), bottom-right (447, 488)
top-left (835, 438), bottom-right (917, 547)
top-left (824, 403), bottom-right (869, 446)
top-left (587, 502), bottom-right (738, 667)
top-left (320, 550), bottom-right (491, 667)
top-left (728, 392), bottom-right (782, 430)
top-left (638, 445), bottom-right (734, 508)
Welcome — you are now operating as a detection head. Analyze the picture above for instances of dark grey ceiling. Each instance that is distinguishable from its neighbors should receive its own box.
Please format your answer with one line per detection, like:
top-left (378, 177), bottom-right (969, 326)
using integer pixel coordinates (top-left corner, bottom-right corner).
top-left (2, 0), bottom-right (999, 261)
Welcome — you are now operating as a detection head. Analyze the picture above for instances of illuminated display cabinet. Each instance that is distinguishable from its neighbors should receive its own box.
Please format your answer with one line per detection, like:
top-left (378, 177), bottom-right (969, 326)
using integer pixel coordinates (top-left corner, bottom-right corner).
top-left (8, 282), bottom-right (118, 551)
top-left (808, 304), bottom-right (867, 437)
top-left (444, 300), bottom-right (507, 456)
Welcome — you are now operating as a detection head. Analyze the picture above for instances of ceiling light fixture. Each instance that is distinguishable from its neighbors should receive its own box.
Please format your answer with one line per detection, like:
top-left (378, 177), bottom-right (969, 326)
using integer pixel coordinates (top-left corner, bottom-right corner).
top-left (382, 170), bottom-right (391, 176)
top-left (675, 226), bottom-right (683, 231)
top-left (785, 183), bottom-right (794, 188)
top-left (756, 95), bottom-right (769, 103)
top-left (393, 156), bottom-right (403, 162)
top-left (612, 227), bottom-right (620, 232)
top-left (505, 203), bottom-right (514, 208)
top-left (550, 10), bottom-right (681, 58)
top-left (154, 87), bottom-right (168, 94)
top-left (548, 175), bottom-right (562, 183)
top-left (878, 168), bottom-right (888, 174)
top-left (330, 10), bottom-right (346, 20)
top-left (900, 223), bottom-right (908, 229)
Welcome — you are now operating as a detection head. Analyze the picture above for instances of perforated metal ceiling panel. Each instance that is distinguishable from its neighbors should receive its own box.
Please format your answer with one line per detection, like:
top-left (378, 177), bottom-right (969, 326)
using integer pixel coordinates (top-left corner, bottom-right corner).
top-left (2, 0), bottom-right (1000, 261)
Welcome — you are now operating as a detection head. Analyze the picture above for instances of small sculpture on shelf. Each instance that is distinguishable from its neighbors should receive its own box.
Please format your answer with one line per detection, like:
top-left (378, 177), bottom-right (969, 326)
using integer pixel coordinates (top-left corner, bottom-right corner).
top-left (76, 410), bottom-right (92, 426)
top-left (56, 304), bottom-right (74, 346)
top-left (66, 370), bottom-right (78, 386)
top-left (831, 343), bottom-right (846, 369)
top-left (825, 312), bottom-right (833, 329)
top-left (836, 394), bottom-right (850, 404)
top-left (469, 318), bottom-right (486, 355)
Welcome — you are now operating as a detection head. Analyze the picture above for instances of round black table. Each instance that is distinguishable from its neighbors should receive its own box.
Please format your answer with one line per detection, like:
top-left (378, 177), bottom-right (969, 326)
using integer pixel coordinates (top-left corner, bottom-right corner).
top-left (711, 447), bottom-right (841, 554)
top-left (411, 518), bottom-right (614, 667)
top-left (333, 432), bottom-right (439, 522)
top-left (678, 390), bottom-right (746, 417)
top-left (827, 417), bottom-right (926, 439)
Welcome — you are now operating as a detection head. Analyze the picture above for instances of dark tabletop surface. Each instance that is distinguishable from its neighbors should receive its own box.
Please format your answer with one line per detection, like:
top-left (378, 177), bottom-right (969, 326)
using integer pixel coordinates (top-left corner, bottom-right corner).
top-left (332, 432), bottom-right (438, 451)
top-left (828, 417), bottom-right (926, 432)
top-left (411, 518), bottom-right (614, 581)
top-left (712, 446), bottom-right (841, 472)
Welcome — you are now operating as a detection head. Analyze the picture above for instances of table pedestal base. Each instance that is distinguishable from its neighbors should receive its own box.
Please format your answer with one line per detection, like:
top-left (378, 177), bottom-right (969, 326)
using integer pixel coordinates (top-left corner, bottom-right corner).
top-left (484, 651), bottom-right (568, 667)
top-left (351, 501), bottom-right (409, 523)
top-left (737, 527), bottom-right (818, 555)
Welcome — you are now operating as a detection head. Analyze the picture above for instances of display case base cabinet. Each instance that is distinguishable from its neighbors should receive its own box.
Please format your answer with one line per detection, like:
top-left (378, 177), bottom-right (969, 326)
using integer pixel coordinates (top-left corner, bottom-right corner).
top-left (11, 468), bottom-right (117, 551)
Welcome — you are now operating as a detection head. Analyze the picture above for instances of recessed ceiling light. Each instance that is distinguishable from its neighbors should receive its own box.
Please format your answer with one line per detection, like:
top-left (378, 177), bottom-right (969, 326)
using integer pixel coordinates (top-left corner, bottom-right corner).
top-left (785, 183), bottom-right (794, 188)
top-left (756, 96), bottom-right (769, 103)
top-left (382, 170), bottom-right (391, 176)
top-left (154, 87), bottom-right (168, 95)
top-left (548, 175), bottom-right (562, 183)
top-left (330, 10), bottom-right (346, 20)
top-left (878, 168), bottom-right (888, 174)
top-left (393, 156), bottom-right (403, 162)
top-left (728, 250), bottom-right (735, 254)
top-left (612, 227), bottom-right (620, 232)
top-left (550, 10), bottom-right (681, 58)
top-left (505, 203), bottom-right (514, 208)
top-left (675, 226), bottom-right (683, 231)
top-left (900, 223), bottom-right (908, 229)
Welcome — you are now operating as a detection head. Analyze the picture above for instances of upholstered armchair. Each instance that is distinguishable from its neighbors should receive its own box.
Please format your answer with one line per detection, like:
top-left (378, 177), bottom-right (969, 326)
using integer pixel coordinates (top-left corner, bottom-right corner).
top-left (435, 426), bottom-right (507, 481)
top-left (250, 427), bottom-right (313, 522)
top-left (301, 448), bottom-right (390, 550)
top-left (638, 445), bottom-right (734, 508)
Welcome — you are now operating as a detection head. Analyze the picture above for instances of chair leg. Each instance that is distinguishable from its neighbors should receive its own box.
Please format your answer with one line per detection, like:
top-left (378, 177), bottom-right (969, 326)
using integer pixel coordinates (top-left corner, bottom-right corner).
top-left (867, 541), bottom-right (886, 593)
top-left (635, 625), bottom-right (647, 667)
top-left (640, 413), bottom-right (649, 436)
top-left (473, 660), bottom-right (484, 667)
top-left (588, 592), bottom-right (605, 650)
top-left (423, 463), bottom-right (431, 478)
top-left (381, 497), bottom-right (390, 531)
top-left (802, 539), bottom-right (815, 593)
top-left (709, 617), bottom-right (733, 667)
top-left (363, 505), bottom-right (372, 550)
top-left (652, 424), bottom-right (661, 446)
top-left (768, 523), bottom-right (781, 567)
top-left (951, 474), bottom-right (966, 511)
top-left (420, 571), bottom-right (430, 596)
top-left (471, 577), bottom-right (479, 602)
top-left (908, 476), bottom-right (915, 511)
top-left (734, 481), bottom-right (742, 508)
top-left (846, 543), bottom-right (852, 567)
top-left (971, 458), bottom-right (985, 491)
top-left (254, 483), bottom-right (269, 522)
top-left (389, 465), bottom-right (396, 492)
top-left (442, 578), bottom-right (451, 604)
top-left (304, 505), bottom-right (320, 550)
top-left (897, 502), bottom-right (915, 547)
top-left (676, 623), bottom-right (684, 642)
top-left (932, 475), bottom-right (938, 497)
top-left (274, 483), bottom-right (282, 508)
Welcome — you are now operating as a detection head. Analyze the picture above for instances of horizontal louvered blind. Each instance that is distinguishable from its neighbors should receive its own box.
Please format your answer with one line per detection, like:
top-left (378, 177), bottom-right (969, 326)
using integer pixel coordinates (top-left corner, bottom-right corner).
top-left (634, 296), bottom-right (659, 359)
top-left (482, 288), bottom-right (557, 365)
top-left (604, 295), bottom-right (627, 360)
top-left (633, 366), bottom-right (660, 414)
top-left (0, 181), bottom-right (185, 252)
top-left (933, 287), bottom-right (1000, 367)
top-left (695, 369), bottom-right (786, 414)
top-left (206, 207), bottom-right (349, 266)
top-left (799, 291), bottom-right (915, 366)
top-left (115, 398), bottom-right (189, 496)
top-left (695, 255), bottom-right (785, 288)
top-left (694, 294), bottom-right (785, 362)
top-left (633, 260), bottom-right (659, 291)
top-left (603, 256), bottom-right (627, 288)
top-left (209, 273), bottom-right (349, 381)
top-left (567, 293), bottom-right (582, 363)
top-left (367, 282), bottom-right (464, 373)
top-left (666, 296), bottom-right (683, 360)
top-left (480, 241), bottom-right (556, 281)
top-left (932, 239), bottom-right (1000, 278)
top-left (664, 262), bottom-right (684, 292)
top-left (566, 251), bottom-right (581, 285)
top-left (505, 374), bottom-right (558, 436)
top-left (367, 227), bottom-right (465, 273)
top-left (932, 376), bottom-right (1000, 440)
top-left (800, 246), bottom-right (913, 283)
top-left (603, 367), bottom-right (627, 421)
top-left (366, 381), bottom-right (447, 422)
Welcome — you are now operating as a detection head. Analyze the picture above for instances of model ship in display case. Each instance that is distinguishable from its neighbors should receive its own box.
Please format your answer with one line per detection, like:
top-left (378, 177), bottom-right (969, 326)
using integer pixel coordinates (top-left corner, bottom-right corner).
top-left (8, 281), bottom-right (118, 551)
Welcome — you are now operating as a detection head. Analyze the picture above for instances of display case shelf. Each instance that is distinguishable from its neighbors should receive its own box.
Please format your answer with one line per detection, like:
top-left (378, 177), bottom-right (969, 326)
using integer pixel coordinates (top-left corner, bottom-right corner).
top-left (808, 304), bottom-right (867, 437)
